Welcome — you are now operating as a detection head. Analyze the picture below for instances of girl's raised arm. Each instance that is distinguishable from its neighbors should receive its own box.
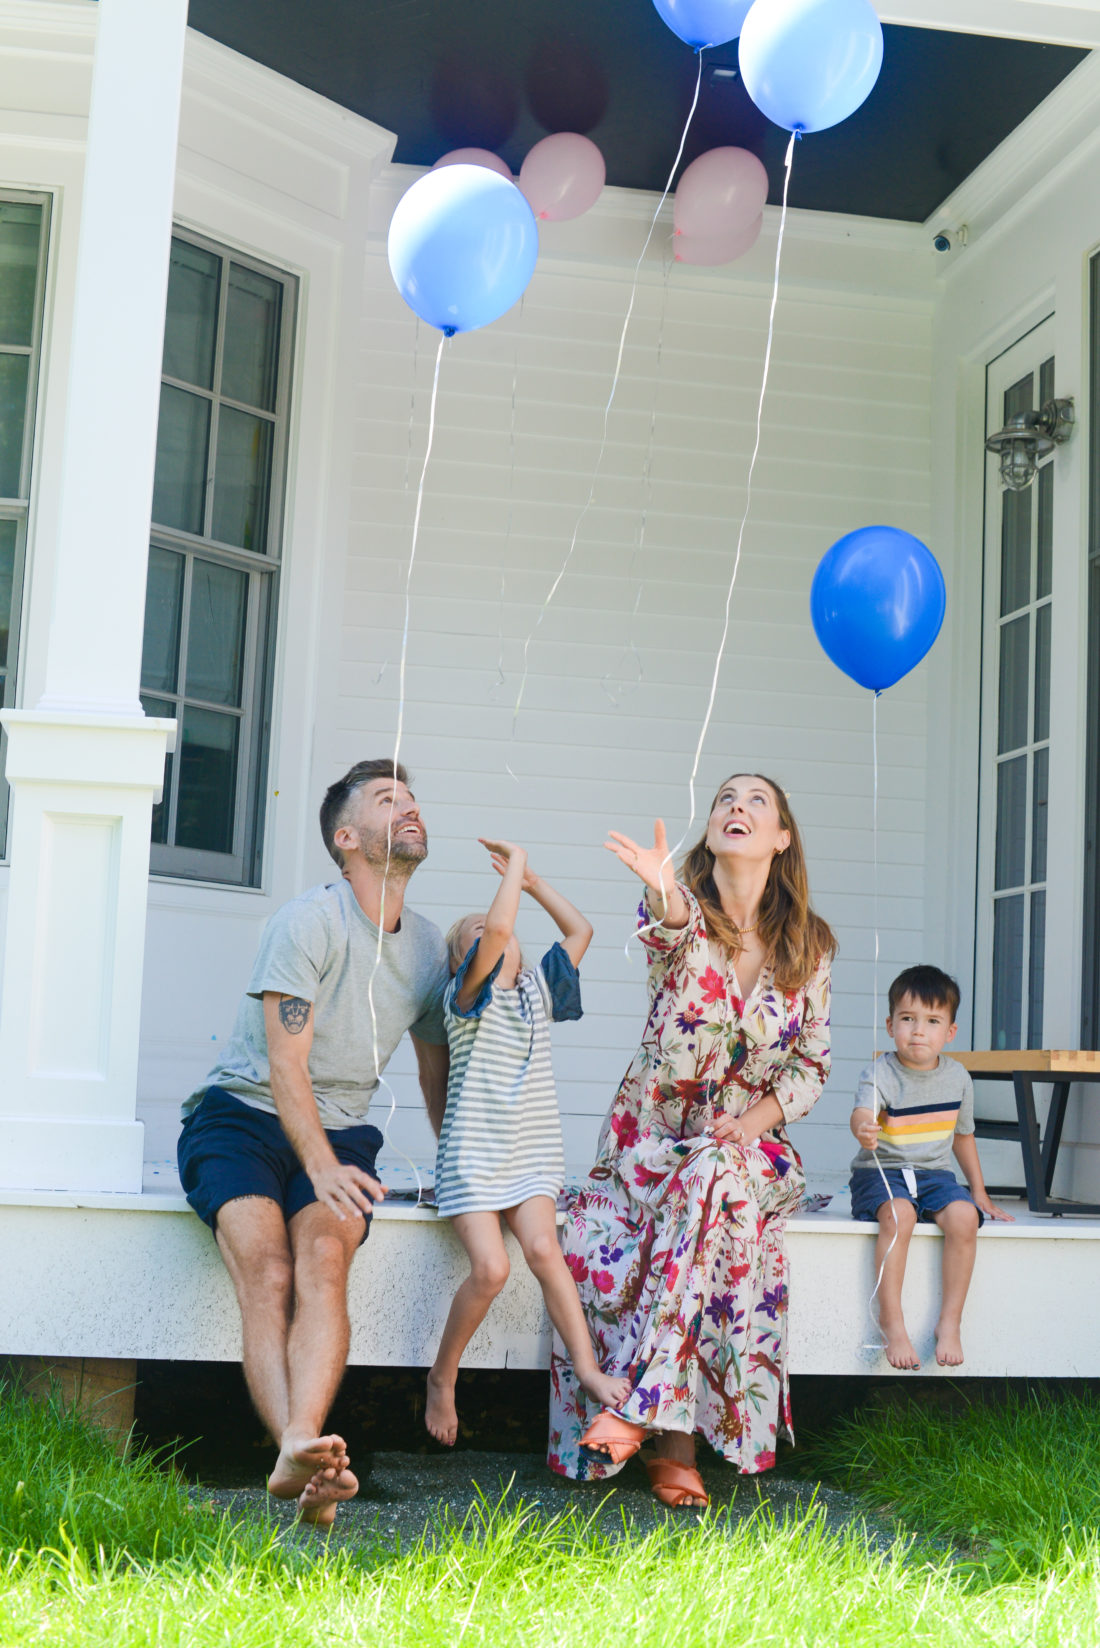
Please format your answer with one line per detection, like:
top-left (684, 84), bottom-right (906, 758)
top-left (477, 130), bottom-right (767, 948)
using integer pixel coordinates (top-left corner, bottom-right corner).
top-left (454, 841), bottom-right (526, 1012)
top-left (485, 844), bottom-right (593, 968)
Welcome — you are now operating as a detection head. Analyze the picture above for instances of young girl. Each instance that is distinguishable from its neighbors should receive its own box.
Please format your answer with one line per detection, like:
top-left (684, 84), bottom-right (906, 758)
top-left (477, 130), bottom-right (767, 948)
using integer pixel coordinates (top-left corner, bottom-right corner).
top-left (425, 838), bottom-right (631, 1447)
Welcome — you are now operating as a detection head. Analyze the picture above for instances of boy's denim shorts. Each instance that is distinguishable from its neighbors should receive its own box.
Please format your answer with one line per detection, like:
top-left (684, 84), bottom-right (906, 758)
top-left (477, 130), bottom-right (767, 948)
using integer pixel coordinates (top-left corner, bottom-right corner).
top-left (177, 1085), bottom-right (383, 1234)
top-left (849, 1165), bottom-right (984, 1227)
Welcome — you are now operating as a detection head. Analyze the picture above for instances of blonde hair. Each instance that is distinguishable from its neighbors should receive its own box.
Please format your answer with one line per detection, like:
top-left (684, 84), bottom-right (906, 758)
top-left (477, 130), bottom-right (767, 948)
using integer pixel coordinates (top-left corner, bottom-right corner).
top-left (680, 773), bottom-right (837, 993)
top-left (445, 914), bottom-right (478, 973)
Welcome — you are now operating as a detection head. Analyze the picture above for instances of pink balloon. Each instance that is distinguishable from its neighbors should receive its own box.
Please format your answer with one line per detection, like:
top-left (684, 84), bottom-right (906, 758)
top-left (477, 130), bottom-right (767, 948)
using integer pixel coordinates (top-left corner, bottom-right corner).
top-left (673, 147), bottom-right (769, 240)
top-left (519, 133), bottom-right (606, 221)
top-left (432, 148), bottom-right (512, 179)
top-left (674, 213), bottom-right (763, 266)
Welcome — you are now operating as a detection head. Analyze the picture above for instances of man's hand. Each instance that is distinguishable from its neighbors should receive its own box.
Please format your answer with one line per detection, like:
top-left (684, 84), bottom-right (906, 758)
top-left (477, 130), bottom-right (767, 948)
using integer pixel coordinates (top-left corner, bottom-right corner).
top-left (308, 1160), bottom-right (386, 1222)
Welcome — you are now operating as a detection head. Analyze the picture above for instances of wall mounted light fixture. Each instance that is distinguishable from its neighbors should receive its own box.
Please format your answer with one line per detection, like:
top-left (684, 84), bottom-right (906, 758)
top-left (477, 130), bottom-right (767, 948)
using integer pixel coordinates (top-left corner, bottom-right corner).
top-left (985, 397), bottom-right (1075, 491)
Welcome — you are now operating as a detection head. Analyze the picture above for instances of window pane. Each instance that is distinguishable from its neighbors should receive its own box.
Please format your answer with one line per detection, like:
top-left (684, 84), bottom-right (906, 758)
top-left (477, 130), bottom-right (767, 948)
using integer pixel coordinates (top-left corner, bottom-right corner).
top-left (992, 894), bottom-right (1024, 1050)
top-left (212, 407), bottom-right (272, 551)
top-left (1000, 487), bottom-right (1031, 616)
top-left (1004, 372), bottom-right (1033, 422)
top-left (0, 352), bottom-right (29, 498)
top-left (1028, 890), bottom-right (1046, 1050)
top-left (1032, 744), bottom-right (1048, 884)
top-left (177, 706), bottom-right (239, 854)
top-left (0, 201), bottom-right (42, 348)
top-left (222, 265), bottom-right (281, 411)
top-left (140, 693), bottom-right (175, 846)
top-left (1036, 461), bottom-right (1053, 600)
top-left (186, 560), bottom-right (247, 707)
top-left (1032, 601), bottom-right (1051, 744)
top-left (997, 614), bottom-right (1030, 754)
top-left (141, 546), bottom-right (184, 694)
top-left (995, 755), bottom-right (1027, 891)
top-left (0, 517), bottom-right (15, 669)
top-left (1038, 355), bottom-right (1055, 408)
top-left (163, 239), bottom-right (219, 390)
top-left (152, 384), bottom-right (210, 534)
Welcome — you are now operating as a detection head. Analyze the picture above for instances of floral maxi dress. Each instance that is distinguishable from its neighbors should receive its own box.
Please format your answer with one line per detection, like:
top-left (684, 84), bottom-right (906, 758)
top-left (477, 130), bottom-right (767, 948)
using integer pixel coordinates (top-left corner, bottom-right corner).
top-left (548, 888), bottom-right (831, 1479)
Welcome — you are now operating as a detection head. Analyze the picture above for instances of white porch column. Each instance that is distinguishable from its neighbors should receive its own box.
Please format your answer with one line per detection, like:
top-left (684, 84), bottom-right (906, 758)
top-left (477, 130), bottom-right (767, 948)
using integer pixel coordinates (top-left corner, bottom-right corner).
top-left (0, 0), bottom-right (187, 1192)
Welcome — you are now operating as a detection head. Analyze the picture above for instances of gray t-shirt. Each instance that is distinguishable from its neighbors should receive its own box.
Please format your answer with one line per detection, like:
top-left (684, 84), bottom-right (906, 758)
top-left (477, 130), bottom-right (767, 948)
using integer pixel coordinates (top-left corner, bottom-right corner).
top-left (850, 1052), bottom-right (974, 1176)
top-left (183, 877), bottom-right (449, 1129)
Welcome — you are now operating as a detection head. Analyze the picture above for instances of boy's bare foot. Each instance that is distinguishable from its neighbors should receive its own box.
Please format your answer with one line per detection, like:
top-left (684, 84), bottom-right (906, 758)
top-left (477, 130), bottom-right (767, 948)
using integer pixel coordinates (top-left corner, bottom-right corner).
top-left (935, 1323), bottom-right (964, 1366)
top-left (268, 1433), bottom-right (346, 1500)
top-left (297, 1463), bottom-right (359, 1528)
top-left (425, 1367), bottom-right (459, 1446)
top-left (577, 1368), bottom-right (632, 1411)
top-left (882, 1325), bottom-right (920, 1370)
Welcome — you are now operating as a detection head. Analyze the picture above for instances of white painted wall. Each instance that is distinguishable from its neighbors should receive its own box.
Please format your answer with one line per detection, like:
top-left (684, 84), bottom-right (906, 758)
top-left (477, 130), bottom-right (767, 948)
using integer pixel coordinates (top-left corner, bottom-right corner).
top-left (0, 4), bottom-right (948, 1189)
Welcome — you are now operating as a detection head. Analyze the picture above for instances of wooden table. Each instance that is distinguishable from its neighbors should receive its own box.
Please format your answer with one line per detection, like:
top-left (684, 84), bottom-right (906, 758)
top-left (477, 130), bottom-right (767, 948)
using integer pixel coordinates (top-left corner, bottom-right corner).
top-left (947, 1050), bottom-right (1100, 1216)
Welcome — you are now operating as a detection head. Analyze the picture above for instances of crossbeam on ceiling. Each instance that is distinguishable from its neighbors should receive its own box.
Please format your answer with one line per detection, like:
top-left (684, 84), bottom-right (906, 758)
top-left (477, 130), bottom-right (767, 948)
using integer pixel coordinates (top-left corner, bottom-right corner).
top-left (878, 0), bottom-right (1100, 47)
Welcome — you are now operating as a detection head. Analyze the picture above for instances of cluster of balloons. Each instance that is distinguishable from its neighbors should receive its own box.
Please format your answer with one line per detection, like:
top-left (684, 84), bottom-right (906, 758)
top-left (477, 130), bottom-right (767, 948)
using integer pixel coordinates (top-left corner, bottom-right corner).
top-left (674, 147), bottom-right (767, 266)
top-left (654, 0), bottom-right (883, 135)
top-left (811, 526), bottom-right (945, 693)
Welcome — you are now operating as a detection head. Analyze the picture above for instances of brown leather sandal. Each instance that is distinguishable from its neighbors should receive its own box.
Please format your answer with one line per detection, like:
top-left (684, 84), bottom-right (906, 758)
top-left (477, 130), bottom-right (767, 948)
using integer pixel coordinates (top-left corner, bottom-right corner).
top-left (643, 1456), bottom-right (710, 1508)
top-left (578, 1413), bottom-right (647, 1464)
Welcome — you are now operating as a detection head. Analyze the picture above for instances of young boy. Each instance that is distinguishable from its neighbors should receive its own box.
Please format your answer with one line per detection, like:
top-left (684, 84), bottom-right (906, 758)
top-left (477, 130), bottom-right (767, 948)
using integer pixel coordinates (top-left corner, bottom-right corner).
top-left (849, 965), bottom-right (1013, 1370)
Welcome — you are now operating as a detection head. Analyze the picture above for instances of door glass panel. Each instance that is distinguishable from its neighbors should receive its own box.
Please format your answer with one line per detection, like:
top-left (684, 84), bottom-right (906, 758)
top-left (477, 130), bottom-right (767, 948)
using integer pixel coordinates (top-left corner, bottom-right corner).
top-left (1036, 462), bottom-right (1053, 600)
top-left (1028, 890), bottom-right (1046, 1050)
top-left (997, 615), bottom-right (1030, 754)
top-left (1031, 744), bottom-right (1048, 883)
top-left (186, 560), bottom-right (247, 707)
top-left (1005, 372), bottom-right (1033, 421)
top-left (212, 407), bottom-right (272, 551)
top-left (140, 693), bottom-right (175, 846)
top-left (1039, 355), bottom-right (1055, 407)
top-left (0, 201), bottom-right (43, 347)
top-left (992, 895), bottom-right (1024, 1050)
top-left (1000, 488), bottom-right (1031, 616)
top-left (995, 756), bottom-right (1027, 891)
top-left (1033, 602), bottom-right (1051, 742)
top-left (177, 706), bottom-right (239, 855)
top-left (163, 239), bottom-right (219, 390)
top-left (152, 384), bottom-right (210, 534)
top-left (222, 265), bottom-right (281, 411)
top-left (0, 517), bottom-right (15, 669)
top-left (0, 353), bottom-right (29, 498)
top-left (141, 546), bottom-right (184, 694)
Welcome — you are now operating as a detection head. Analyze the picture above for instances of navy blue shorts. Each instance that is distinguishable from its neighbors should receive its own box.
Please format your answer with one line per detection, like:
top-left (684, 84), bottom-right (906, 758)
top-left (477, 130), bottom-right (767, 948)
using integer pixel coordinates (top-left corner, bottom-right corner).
top-left (177, 1085), bottom-right (384, 1233)
top-left (849, 1166), bottom-right (984, 1227)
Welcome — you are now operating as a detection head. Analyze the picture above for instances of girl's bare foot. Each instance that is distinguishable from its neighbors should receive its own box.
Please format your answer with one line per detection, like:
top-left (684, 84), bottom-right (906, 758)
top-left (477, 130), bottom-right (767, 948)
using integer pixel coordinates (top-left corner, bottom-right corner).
top-left (425, 1367), bottom-right (459, 1446)
top-left (935, 1323), bottom-right (964, 1366)
top-left (883, 1324), bottom-right (921, 1370)
top-left (577, 1368), bottom-right (632, 1411)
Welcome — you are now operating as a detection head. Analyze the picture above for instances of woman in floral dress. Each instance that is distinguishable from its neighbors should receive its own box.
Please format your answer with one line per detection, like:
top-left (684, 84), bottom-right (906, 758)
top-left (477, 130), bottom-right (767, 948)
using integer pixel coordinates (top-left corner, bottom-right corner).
top-left (548, 774), bottom-right (835, 1507)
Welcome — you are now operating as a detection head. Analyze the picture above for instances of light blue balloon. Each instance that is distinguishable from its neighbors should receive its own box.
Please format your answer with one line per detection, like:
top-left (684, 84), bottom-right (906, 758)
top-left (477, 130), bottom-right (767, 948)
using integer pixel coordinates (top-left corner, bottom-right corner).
top-left (651, 0), bottom-right (753, 49)
top-left (738, 0), bottom-right (884, 134)
top-left (387, 165), bottom-right (539, 336)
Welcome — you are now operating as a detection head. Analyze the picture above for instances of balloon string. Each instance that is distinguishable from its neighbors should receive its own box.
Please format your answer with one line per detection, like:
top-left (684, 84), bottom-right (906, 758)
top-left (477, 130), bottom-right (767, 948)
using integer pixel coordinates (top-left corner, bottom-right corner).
top-left (491, 298), bottom-right (523, 697)
top-left (863, 688), bottom-right (898, 1351)
top-left (633, 128), bottom-right (798, 951)
top-left (367, 328), bottom-right (447, 1209)
top-left (511, 49), bottom-right (707, 735)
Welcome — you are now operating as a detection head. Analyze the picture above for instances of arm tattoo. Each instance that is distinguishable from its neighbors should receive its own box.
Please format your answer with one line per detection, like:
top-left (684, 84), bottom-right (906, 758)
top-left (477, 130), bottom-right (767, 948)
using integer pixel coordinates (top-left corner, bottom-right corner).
top-left (278, 996), bottom-right (311, 1035)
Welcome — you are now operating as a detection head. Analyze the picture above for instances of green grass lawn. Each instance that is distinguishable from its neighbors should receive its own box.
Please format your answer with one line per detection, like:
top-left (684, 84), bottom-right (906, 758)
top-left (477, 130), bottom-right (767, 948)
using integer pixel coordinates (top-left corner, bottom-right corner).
top-left (3, 1381), bottom-right (1100, 1647)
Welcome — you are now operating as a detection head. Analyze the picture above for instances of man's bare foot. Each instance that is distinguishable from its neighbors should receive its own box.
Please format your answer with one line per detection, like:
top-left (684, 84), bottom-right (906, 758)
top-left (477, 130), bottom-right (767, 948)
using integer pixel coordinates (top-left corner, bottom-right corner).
top-left (268, 1433), bottom-right (347, 1500)
top-left (935, 1323), bottom-right (964, 1366)
top-left (297, 1463), bottom-right (359, 1528)
top-left (577, 1368), bottom-right (632, 1411)
top-left (425, 1367), bottom-right (459, 1446)
top-left (883, 1325), bottom-right (921, 1370)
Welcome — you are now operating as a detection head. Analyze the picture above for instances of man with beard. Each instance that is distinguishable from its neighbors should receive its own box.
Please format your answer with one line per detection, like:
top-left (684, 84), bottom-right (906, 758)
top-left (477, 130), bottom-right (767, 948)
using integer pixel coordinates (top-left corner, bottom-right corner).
top-left (177, 759), bottom-right (449, 1527)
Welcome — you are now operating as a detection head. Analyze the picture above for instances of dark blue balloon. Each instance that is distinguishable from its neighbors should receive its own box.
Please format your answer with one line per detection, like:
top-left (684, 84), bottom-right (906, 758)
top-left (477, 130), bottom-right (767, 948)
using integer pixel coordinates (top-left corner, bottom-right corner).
top-left (651, 0), bottom-right (752, 49)
top-left (810, 526), bottom-right (946, 692)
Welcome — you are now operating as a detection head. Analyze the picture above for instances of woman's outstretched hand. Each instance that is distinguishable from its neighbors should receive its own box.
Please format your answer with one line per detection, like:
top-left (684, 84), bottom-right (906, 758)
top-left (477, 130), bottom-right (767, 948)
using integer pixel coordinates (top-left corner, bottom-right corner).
top-left (605, 819), bottom-right (689, 929)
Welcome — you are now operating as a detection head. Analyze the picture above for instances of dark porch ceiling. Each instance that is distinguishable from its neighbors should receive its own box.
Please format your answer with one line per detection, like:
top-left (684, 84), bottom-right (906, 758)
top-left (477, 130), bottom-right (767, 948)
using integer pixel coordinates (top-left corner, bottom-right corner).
top-left (187, 1), bottom-right (1088, 222)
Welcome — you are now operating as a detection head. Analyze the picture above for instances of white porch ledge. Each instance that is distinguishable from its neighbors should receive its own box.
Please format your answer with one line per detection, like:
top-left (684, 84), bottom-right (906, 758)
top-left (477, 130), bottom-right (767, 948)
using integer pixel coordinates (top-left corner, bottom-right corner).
top-left (3, 1176), bottom-right (1099, 1378)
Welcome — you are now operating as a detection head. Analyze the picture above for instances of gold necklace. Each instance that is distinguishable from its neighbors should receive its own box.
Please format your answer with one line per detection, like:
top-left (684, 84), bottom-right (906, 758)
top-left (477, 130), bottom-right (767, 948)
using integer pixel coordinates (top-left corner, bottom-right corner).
top-left (737, 923), bottom-right (759, 936)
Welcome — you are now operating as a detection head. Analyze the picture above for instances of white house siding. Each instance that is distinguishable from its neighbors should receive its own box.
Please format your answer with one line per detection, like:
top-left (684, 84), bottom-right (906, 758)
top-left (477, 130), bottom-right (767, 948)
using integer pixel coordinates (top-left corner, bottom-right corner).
top-left (0, 6), bottom-right (939, 1186)
top-left (927, 52), bottom-right (1100, 1202)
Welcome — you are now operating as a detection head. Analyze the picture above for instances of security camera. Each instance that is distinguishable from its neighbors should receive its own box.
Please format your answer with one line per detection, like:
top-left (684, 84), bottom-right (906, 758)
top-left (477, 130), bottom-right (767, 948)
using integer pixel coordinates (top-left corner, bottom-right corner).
top-left (933, 231), bottom-right (952, 253)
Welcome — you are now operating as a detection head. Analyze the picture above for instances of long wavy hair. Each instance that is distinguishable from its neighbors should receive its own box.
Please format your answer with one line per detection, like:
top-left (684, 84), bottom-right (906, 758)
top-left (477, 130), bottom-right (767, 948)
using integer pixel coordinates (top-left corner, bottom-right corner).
top-left (680, 773), bottom-right (836, 992)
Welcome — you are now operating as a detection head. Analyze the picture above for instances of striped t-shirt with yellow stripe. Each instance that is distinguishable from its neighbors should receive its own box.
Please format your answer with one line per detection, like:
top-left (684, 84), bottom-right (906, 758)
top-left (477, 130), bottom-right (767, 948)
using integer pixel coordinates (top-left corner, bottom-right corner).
top-left (850, 1052), bottom-right (974, 1175)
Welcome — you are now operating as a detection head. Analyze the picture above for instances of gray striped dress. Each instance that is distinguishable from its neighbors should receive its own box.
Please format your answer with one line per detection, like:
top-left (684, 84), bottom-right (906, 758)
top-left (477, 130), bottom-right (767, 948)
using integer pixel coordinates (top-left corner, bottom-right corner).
top-left (435, 941), bottom-right (581, 1218)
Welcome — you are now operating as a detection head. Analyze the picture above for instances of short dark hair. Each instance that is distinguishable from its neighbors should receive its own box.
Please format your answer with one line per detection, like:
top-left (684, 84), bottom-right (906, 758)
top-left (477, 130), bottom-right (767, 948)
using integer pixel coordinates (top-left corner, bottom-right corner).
top-left (320, 758), bottom-right (409, 867)
top-left (888, 964), bottom-right (961, 1023)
